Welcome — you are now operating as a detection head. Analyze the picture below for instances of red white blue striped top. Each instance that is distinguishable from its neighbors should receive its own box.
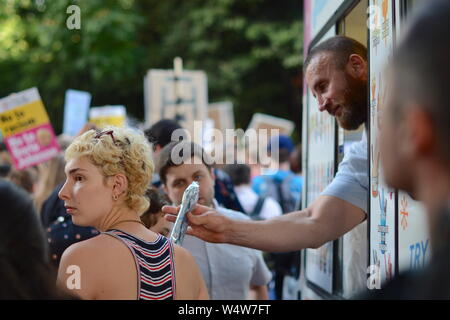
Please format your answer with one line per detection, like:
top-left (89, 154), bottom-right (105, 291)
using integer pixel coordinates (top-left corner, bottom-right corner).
top-left (104, 229), bottom-right (176, 300)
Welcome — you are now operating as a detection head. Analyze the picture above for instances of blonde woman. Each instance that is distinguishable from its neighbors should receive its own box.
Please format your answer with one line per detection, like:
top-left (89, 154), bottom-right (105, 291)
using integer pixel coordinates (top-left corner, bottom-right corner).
top-left (56, 127), bottom-right (208, 300)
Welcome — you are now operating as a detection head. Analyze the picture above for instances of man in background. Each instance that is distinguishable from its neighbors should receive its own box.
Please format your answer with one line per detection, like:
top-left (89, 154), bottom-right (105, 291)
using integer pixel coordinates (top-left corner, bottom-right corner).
top-left (145, 118), bottom-right (245, 212)
top-left (158, 141), bottom-right (272, 300)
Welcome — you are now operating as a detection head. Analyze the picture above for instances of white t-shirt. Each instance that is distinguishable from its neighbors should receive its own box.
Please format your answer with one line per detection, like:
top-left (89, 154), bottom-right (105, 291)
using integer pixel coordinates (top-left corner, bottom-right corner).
top-left (234, 185), bottom-right (283, 220)
top-left (181, 200), bottom-right (272, 299)
top-left (321, 130), bottom-right (368, 212)
top-left (321, 129), bottom-right (368, 296)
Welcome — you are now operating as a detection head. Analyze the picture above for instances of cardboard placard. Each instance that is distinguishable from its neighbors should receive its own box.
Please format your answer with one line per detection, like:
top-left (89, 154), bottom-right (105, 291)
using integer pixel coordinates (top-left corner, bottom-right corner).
top-left (89, 105), bottom-right (126, 128)
top-left (63, 89), bottom-right (91, 136)
top-left (0, 87), bottom-right (60, 170)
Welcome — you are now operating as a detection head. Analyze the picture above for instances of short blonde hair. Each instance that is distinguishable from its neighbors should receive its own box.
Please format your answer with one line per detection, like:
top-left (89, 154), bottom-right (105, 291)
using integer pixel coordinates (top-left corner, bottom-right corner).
top-left (65, 126), bottom-right (154, 215)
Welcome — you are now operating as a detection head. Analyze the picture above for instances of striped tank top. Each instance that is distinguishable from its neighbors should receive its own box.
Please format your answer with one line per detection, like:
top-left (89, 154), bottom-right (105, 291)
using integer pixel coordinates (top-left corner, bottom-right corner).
top-left (103, 229), bottom-right (176, 300)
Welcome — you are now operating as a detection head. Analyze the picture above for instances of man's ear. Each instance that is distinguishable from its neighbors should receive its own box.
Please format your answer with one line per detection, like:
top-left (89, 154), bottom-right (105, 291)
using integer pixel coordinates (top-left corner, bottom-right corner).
top-left (347, 54), bottom-right (367, 80)
top-left (112, 173), bottom-right (128, 198)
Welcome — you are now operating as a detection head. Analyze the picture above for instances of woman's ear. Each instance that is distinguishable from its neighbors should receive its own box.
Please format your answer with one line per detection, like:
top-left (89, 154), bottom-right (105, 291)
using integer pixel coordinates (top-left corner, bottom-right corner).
top-left (112, 173), bottom-right (129, 198)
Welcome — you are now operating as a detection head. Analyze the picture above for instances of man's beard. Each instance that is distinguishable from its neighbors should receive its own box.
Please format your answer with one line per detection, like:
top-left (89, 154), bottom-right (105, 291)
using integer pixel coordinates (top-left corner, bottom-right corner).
top-left (336, 76), bottom-right (368, 130)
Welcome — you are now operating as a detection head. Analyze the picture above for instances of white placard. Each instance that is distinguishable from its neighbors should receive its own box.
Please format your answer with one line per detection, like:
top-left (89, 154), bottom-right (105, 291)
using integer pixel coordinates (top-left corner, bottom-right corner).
top-left (246, 113), bottom-right (294, 137)
top-left (63, 89), bottom-right (91, 136)
top-left (144, 69), bottom-right (208, 144)
top-left (89, 105), bottom-right (126, 128)
top-left (208, 101), bottom-right (235, 132)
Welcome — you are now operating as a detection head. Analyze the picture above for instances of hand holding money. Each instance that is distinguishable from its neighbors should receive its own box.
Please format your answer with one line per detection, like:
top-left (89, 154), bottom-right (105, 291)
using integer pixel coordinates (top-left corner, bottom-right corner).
top-left (169, 181), bottom-right (199, 245)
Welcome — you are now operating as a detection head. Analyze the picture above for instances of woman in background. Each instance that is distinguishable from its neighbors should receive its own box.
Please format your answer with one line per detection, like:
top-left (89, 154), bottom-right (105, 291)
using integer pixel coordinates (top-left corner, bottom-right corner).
top-left (0, 179), bottom-right (73, 299)
top-left (34, 153), bottom-right (66, 213)
top-left (141, 187), bottom-right (173, 237)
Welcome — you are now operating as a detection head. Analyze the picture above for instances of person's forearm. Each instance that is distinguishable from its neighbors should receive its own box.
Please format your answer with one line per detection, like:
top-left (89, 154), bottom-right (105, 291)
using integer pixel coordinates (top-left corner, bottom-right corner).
top-left (225, 208), bottom-right (327, 252)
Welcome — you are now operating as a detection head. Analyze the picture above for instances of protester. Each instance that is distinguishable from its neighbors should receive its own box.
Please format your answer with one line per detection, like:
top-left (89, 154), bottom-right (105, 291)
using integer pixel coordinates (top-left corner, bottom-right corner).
top-left (158, 141), bottom-right (272, 300)
top-left (144, 119), bottom-right (186, 188)
top-left (223, 163), bottom-right (284, 298)
top-left (34, 153), bottom-right (66, 213)
top-left (223, 163), bottom-right (282, 220)
top-left (6, 166), bottom-right (38, 194)
top-left (0, 141), bottom-right (11, 178)
top-left (141, 187), bottom-right (173, 237)
top-left (57, 127), bottom-right (208, 300)
top-left (0, 179), bottom-right (74, 299)
top-left (250, 135), bottom-right (303, 299)
top-left (253, 135), bottom-right (303, 213)
top-left (289, 143), bottom-right (302, 176)
top-left (145, 119), bottom-right (245, 212)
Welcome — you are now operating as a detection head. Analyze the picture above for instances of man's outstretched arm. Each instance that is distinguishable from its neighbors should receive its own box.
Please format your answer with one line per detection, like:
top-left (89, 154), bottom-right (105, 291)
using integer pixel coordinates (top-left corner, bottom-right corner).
top-left (163, 195), bottom-right (365, 252)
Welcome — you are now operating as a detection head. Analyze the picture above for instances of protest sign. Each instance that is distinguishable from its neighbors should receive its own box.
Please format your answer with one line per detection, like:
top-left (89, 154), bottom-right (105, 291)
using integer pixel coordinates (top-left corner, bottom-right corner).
top-left (89, 105), bottom-right (126, 128)
top-left (0, 87), bottom-right (60, 170)
top-left (63, 89), bottom-right (91, 136)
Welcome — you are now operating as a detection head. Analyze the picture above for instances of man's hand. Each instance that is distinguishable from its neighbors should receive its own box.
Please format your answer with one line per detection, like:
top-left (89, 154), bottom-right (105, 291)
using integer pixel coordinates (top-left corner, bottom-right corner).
top-left (163, 195), bottom-right (365, 252)
top-left (162, 204), bottom-right (232, 243)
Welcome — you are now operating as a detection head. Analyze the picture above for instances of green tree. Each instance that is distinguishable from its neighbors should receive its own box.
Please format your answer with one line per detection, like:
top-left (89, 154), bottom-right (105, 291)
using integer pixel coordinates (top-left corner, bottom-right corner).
top-left (0, 0), bottom-right (303, 139)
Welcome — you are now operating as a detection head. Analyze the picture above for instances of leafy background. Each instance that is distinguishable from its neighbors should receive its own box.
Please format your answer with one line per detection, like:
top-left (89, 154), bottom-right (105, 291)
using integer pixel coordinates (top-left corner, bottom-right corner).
top-left (0, 0), bottom-right (303, 141)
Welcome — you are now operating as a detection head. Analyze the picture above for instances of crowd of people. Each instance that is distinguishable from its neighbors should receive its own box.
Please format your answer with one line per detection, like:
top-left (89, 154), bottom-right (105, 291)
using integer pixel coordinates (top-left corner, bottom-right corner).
top-left (1, 0), bottom-right (450, 300)
top-left (0, 115), bottom-right (302, 299)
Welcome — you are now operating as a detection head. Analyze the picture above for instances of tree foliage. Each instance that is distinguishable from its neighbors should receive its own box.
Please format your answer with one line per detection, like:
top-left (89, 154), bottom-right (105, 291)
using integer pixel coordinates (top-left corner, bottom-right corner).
top-left (0, 0), bottom-right (303, 138)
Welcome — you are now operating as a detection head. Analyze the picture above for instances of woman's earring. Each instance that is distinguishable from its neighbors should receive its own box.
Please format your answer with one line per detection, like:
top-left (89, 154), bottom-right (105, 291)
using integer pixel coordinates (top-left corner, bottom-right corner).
top-left (113, 194), bottom-right (118, 201)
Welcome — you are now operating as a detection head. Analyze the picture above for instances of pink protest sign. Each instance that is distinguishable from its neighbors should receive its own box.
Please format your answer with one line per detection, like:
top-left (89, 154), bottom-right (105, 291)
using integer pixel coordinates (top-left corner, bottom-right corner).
top-left (0, 88), bottom-right (61, 170)
top-left (5, 123), bottom-right (60, 170)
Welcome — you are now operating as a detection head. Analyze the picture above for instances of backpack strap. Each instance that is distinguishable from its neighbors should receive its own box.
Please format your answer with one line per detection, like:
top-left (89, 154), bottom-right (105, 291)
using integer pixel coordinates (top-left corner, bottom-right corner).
top-left (250, 196), bottom-right (266, 220)
top-left (277, 174), bottom-right (298, 213)
top-left (274, 179), bottom-right (287, 213)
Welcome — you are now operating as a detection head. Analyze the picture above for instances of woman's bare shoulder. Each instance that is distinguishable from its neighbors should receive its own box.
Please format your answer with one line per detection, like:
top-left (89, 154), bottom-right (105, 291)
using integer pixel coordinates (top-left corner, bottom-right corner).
top-left (60, 233), bottom-right (126, 265)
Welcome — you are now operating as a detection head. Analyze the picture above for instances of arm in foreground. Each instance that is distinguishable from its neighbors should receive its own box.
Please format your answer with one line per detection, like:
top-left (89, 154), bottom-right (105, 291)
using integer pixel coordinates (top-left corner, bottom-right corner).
top-left (163, 195), bottom-right (365, 252)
